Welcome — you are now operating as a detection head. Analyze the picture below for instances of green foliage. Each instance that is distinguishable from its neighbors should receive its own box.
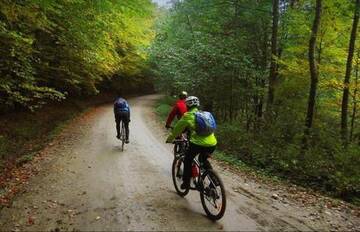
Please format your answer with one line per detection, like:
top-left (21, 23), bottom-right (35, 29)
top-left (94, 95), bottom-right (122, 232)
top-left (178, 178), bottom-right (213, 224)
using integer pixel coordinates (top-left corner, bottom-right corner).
top-left (150, 0), bottom-right (271, 119)
top-left (155, 95), bottom-right (176, 121)
top-left (150, 0), bottom-right (360, 202)
top-left (0, 0), bottom-right (155, 111)
top-left (217, 120), bottom-right (360, 201)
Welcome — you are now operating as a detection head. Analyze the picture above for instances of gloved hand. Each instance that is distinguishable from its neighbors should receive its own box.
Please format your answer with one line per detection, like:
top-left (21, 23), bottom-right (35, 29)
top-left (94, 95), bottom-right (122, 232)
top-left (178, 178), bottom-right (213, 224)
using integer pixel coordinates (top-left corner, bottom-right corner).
top-left (165, 124), bottom-right (171, 129)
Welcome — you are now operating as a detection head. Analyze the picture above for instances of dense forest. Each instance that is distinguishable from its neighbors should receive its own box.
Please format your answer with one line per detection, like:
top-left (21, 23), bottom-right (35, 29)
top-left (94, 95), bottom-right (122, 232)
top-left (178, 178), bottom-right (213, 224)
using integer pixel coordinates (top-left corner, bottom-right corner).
top-left (0, 0), bottom-right (155, 112)
top-left (1, 0), bottom-right (359, 203)
top-left (150, 0), bottom-right (360, 202)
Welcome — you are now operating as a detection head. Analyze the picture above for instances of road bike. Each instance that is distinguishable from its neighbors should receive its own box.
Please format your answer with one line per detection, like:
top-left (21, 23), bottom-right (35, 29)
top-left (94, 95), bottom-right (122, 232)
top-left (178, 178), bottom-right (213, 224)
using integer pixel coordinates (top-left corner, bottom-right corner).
top-left (171, 134), bottom-right (226, 220)
top-left (119, 121), bottom-right (126, 151)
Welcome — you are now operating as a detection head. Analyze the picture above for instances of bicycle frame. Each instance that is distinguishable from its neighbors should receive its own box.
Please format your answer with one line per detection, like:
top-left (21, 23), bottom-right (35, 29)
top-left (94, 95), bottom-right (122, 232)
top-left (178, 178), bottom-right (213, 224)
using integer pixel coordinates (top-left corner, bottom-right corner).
top-left (173, 138), bottom-right (209, 191)
top-left (171, 136), bottom-right (226, 220)
top-left (189, 156), bottom-right (202, 190)
top-left (173, 133), bottom-right (188, 157)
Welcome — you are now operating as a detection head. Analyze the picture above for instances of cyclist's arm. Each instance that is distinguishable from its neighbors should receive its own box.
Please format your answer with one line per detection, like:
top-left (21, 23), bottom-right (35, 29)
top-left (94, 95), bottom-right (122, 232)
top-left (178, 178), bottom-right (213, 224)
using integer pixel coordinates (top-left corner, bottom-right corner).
top-left (126, 102), bottom-right (130, 119)
top-left (166, 115), bottom-right (189, 142)
top-left (166, 105), bottom-right (178, 127)
top-left (178, 102), bottom-right (187, 117)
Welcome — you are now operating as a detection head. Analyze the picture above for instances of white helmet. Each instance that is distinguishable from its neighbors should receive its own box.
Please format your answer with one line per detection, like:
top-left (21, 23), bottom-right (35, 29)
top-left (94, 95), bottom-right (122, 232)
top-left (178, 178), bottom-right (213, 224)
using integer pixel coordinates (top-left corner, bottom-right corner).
top-left (185, 96), bottom-right (200, 108)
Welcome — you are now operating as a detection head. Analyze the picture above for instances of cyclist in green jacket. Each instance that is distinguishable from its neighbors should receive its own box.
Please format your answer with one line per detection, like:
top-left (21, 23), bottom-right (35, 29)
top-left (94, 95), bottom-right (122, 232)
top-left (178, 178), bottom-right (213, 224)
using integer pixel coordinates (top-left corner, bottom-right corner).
top-left (166, 96), bottom-right (217, 189)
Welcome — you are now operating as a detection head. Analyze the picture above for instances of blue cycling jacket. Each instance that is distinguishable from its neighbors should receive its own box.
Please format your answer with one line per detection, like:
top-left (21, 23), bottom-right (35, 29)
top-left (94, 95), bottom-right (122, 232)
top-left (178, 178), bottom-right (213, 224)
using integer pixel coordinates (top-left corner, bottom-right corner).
top-left (114, 97), bottom-right (130, 114)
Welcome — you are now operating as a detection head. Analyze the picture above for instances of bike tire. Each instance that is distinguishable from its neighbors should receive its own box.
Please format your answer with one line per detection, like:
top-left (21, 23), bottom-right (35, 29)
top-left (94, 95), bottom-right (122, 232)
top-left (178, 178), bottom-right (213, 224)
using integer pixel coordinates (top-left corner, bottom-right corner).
top-left (200, 169), bottom-right (226, 221)
top-left (173, 144), bottom-right (179, 157)
top-left (171, 157), bottom-right (189, 197)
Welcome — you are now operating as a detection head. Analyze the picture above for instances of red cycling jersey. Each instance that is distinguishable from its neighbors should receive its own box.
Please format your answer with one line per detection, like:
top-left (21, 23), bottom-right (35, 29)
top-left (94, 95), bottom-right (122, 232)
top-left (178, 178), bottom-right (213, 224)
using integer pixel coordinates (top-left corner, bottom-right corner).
top-left (166, 99), bottom-right (187, 127)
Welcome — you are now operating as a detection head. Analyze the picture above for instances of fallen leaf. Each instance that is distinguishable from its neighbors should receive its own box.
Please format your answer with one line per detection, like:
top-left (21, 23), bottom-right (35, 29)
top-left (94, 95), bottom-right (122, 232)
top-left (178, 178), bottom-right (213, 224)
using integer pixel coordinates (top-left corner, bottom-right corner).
top-left (28, 216), bottom-right (35, 225)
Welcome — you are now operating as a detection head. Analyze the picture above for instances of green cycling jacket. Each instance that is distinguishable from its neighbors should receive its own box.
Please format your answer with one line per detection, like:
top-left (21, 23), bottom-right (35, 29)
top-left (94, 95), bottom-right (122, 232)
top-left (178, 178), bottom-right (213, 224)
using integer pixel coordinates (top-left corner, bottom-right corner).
top-left (166, 107), bottom-right (217, 147)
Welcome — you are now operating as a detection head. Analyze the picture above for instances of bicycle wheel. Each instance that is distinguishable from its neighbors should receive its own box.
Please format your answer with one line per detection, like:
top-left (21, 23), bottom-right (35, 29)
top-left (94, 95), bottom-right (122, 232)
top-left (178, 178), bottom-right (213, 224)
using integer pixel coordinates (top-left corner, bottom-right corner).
top-left (171, 156), bottom-right (189, 197)
top-left (120, 122), bottom-right (125, 151)
top-left (173, 143), bottom-right (179, 157)
top-left (200, 169), bottom-right (226, 220)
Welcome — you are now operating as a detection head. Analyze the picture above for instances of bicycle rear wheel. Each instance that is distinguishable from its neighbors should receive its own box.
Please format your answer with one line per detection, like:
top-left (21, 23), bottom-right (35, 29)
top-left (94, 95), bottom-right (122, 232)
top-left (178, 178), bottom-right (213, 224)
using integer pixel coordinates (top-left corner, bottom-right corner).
top-left (200, 169), bottom-right (226, 220)
top-left (172, 156), bottom-right (189, 197)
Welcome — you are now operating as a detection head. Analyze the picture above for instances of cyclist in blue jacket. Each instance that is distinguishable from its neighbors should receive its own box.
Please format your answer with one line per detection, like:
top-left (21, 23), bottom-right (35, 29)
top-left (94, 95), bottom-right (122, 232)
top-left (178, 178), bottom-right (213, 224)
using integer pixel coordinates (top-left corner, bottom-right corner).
top-left (114, 95), bottom-right (130, 143)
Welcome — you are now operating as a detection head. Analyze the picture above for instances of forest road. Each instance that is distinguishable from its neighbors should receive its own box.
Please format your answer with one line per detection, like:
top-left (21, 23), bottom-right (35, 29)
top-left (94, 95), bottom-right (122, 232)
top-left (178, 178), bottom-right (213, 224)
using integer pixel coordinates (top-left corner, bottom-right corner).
top-left (0, 95), bottom-right (357, 231)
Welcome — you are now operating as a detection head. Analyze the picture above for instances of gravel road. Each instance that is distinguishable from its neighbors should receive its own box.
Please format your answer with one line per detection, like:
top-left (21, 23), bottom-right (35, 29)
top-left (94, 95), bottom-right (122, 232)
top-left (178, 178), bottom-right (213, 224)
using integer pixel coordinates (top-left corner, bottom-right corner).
top-left (0, 95), bottom-right (358, 231)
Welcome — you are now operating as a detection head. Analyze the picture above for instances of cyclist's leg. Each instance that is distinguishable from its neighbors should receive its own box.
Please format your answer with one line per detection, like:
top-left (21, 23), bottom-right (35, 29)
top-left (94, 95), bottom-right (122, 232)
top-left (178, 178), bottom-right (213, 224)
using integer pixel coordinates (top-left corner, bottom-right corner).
top-left (118, 111), bottom-right (129, 142)
top-left (199, 146), bottom-right (217, 190)
top-left (115, 113), bottom-right (121, 138)
top-left (199, 146), bottom-right (216, 170)
top-left (182, 143), bottom-right (202, 188)
top-left (119, 113), bottom-right (125, 135)
top-left (124, 112), bottom-right (130, 142)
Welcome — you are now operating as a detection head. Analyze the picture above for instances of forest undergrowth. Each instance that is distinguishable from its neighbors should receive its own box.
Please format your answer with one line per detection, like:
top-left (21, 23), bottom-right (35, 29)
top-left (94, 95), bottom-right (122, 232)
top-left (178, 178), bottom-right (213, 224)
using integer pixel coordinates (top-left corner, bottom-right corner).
top-left (155, 96), bottom-right (360, 205)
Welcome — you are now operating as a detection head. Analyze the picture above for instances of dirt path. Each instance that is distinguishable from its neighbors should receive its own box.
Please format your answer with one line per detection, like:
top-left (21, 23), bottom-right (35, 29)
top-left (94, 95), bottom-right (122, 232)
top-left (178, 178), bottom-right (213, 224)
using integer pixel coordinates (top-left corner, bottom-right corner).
top-left (0, 95), bottom-right (359, 231)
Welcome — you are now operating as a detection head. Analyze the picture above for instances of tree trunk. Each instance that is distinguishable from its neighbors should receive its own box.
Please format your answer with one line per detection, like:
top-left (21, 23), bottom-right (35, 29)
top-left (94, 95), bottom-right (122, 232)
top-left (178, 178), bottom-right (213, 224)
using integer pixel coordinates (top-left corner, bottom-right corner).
top-left (257, 22), bottom-right (268, 119)
top-left (231, 0), bottom-right (239, 122)
top-left (350, 51), bottom-right (359, 142)
top-left (229, 75), bottom-right (234, 122)
top-left (303, 0), bottom-right (322, 147)
top-left (340, 0), bottom-right (360, 145)
top-left (266, 0), bottom-right (279, 109)
top-left (186, 14), bottom-right (195, 41)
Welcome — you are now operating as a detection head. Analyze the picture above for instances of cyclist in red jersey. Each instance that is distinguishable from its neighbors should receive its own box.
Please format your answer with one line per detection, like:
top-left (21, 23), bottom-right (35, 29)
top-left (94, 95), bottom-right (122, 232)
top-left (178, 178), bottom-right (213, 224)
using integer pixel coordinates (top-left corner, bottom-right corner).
top-left (165, 91), bottom-right (188, 129)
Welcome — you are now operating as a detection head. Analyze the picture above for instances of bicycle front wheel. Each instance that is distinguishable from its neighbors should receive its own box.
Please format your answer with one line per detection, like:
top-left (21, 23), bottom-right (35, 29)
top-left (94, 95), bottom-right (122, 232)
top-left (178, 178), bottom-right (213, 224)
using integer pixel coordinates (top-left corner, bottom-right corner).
top-left (171, 157), bottom-right (189, 197)
top-left (200, 169), bottom-right (226, 220)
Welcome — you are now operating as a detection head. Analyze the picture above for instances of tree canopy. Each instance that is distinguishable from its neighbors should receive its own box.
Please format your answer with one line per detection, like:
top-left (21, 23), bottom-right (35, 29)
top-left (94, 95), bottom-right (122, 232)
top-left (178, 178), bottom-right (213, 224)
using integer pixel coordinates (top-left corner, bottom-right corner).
top-left (0, 0), bottom-right (155, 111)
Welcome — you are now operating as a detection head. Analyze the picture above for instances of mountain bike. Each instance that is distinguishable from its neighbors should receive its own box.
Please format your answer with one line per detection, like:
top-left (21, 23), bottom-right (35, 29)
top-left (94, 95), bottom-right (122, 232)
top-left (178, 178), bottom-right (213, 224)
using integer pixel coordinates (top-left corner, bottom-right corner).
top-left (119, 121), bottom-right (126, 151)
top-left (171, 135), bottom-right (226, 221)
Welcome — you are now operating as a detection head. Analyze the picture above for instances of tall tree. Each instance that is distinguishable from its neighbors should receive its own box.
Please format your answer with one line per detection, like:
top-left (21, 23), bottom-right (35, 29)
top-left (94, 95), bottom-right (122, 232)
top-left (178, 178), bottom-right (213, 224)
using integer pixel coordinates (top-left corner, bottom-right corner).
top-left (150, 0), bottom-right (360, 199)
top-left (267, 0), bottom-right (279, 110)
top-left (350, 50), bottom-right (359, 142)
top-left (340, 0), bottom-right (360, 145)
top-left (303, 0), bottom-right (322, 143)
